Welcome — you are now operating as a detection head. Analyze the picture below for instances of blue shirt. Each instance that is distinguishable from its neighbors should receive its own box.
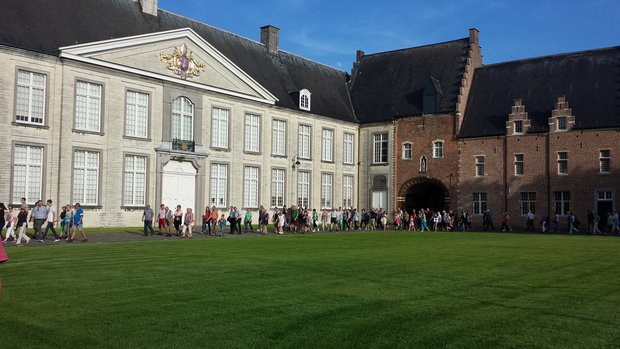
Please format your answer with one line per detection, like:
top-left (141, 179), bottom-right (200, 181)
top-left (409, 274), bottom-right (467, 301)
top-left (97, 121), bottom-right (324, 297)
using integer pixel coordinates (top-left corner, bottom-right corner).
top-left (74, 208), bottom-right (84, 225)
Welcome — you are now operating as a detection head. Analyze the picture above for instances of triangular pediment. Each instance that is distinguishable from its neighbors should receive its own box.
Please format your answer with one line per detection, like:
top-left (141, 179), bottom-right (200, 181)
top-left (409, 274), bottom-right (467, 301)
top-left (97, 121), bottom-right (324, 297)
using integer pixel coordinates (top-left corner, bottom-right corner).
top-left (59, 28), bottom-right (277, 105)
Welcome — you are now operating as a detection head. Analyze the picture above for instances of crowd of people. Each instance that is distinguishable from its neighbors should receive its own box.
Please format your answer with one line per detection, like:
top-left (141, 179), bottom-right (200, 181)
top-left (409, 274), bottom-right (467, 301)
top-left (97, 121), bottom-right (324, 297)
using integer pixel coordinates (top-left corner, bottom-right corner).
top-left (0, 198), bottom-right (87, 244)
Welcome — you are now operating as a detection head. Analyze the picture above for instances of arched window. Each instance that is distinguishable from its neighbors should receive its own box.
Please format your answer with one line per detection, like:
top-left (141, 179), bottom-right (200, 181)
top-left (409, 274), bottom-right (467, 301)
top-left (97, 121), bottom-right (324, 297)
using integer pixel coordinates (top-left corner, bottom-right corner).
top-left (299, 89), bottom-right (311, 111)
top-left (171, 97), bottom-right (194, 141)
top-left (420, 155), bottom-right (428, 172)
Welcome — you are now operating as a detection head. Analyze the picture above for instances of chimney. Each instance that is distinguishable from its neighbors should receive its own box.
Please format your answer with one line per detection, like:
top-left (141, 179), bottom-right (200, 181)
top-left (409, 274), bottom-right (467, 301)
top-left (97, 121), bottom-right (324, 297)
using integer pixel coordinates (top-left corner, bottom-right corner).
top-left (356, 50), bottom-right (365, 63)
top-left (261, 25), bottom-right (280, 53)
top-left (138, 0), bottom-right (158, 16)
top-left (469, 27), bottom-right (479, 45)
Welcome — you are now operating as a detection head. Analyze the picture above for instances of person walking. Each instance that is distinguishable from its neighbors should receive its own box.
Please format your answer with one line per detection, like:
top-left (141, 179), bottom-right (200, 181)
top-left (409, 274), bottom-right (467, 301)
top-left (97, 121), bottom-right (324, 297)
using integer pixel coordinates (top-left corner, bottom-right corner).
top-left (244, 210), bottom-right (253, 233)
top-left (526, 210), bottom-right (535, 231)
top-left (500, 212), bottom-right (512, 232)
top-left (157, 204), bottom-right (166, 235)
top-left (15, 207), bottom-right (31, 245)
top-left (209, 206), bottom-right (218, 236)
top-left (173, 205), bottom-right (183, 236)
top-left (142, 204), bottom-right (155, 236)
top-left (2, 206), bottom-right (17, 243)
top-left (0, 203), bottom-right (6, 241)
top-left (39, 199), bottom-right (60, 242)
top-left (69, 203), bottom-right (88, 242)
top-left (182, 208), bottom-right (194, 238)
top-left (31, 200), bottom-right (47, 239)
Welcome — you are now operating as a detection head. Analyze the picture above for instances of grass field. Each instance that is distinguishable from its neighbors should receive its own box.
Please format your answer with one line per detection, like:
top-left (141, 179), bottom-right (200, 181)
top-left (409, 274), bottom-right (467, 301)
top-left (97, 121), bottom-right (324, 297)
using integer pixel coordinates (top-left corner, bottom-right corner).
top-left (1, 231), bottom-right (619, 348)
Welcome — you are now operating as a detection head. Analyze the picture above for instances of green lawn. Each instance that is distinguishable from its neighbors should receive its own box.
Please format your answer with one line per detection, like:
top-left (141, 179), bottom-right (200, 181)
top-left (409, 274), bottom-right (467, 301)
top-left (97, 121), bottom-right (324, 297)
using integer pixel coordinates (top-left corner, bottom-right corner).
top-left (2, 232), bottom-right (619, 348)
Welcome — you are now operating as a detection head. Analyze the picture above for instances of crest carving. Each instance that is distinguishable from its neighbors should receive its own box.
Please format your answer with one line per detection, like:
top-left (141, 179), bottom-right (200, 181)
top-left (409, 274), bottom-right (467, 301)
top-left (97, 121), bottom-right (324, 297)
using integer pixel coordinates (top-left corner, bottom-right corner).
top-left (159, 43), bottom-right (205, 80)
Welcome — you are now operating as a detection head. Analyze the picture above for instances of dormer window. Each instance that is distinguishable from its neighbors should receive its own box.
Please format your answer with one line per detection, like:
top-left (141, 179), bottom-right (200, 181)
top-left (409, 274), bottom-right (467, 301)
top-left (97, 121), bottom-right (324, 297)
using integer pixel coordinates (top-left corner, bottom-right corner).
top-left (299, 89), bottom-right (311, 111)
top-left (513, 120), bottom-right (523, 134)
top-left (557, 117), bottom-right (567, 131)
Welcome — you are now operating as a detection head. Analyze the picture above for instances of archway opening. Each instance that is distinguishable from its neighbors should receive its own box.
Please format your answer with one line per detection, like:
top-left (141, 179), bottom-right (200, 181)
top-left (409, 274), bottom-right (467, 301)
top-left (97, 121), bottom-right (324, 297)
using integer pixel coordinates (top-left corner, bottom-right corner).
top-left (404, 180), bottom-right (447, 213)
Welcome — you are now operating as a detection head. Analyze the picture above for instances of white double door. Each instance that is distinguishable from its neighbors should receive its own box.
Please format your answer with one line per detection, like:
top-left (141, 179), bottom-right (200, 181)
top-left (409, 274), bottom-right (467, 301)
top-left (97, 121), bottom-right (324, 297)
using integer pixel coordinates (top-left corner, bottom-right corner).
top-left (162, 160), bottom-right (196, 215)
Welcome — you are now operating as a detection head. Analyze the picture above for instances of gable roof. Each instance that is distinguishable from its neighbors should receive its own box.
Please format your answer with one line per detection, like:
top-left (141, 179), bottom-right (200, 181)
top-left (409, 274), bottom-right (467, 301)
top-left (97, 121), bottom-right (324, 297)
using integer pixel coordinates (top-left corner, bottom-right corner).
top-left (0, 0), bottom-right (356, 123)
top-left (349, 38), bottom-right (470, 123)
top-left (460, 46), bottom-right (620, 138)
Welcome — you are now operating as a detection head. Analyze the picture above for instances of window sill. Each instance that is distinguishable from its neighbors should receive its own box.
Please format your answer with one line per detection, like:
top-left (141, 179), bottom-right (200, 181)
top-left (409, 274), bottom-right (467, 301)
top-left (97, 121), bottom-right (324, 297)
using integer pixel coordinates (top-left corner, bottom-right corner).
top-left (72, 129), bottom-right (105, 136)
top-left (210, 147), bottom-right (231, 152)
top-left (123, 135), bottom-right (152, 142)
top-left (244, 151), bottom-right (262, 155)
top-left (370, 163), bottom-right (389, 166)
top-left (121, 206), bottom-right (145, 211)
top-left (12, 121), bottom-right (49, 130)
top-left (78, 205), bottom-right (103, 210)
top-left (321, 160), bottom-right (334, 164)
top-left (599, 172), bottom-right (611, 175)
top-left (271, 154), bottom-right (287, 158)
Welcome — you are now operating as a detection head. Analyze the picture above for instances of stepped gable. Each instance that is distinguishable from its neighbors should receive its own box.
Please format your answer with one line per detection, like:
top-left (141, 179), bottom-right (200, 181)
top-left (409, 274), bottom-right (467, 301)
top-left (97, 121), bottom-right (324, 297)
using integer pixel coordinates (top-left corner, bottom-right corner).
top-left (460, 46), bottom-right (620, 138)
top-left (0, 0), bottom-right (355, 122)
top-left (349, 38), bottom-right (470, 124)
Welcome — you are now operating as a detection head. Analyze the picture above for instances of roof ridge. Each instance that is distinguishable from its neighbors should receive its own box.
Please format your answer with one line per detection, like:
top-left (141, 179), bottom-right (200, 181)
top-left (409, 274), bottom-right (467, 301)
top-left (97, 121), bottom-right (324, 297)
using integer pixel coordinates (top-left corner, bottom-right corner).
top-left (361, 37), bottom-right (469, 58)
top-left (479, 45), bottom-right (620, 68)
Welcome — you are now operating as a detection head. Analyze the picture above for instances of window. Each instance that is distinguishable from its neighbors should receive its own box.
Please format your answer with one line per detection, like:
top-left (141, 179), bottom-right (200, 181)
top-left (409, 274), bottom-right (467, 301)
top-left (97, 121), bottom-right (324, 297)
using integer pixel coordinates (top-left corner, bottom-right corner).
top-left (75, 81), bottom-right (102, 132)
top-left (172, 97), bottom-right (194, 141)
top-left (343, 133), bottom-right (354, 164)
top-left (123, 155), bottom-right (147, 206)
top-left (125, 91), bottom-right (149, 138)
top-left (371, 191), bottom-right (387, 209)
top-left (299, 89), bottom-right (311, 111)
top-left (321, 173), bottom-right (333, 209)
top-left (597, 190), bottom-right (612, 201)
top-left (433, 140), bottom-right (444, 158)
top-left (373, 133), bottom-right (388, 164)
top-left (271, 169), bottom-right (285, 208)
top-left (473, 192), bottom-right (487, 215)
top-left (12, 145), bottom-right (43, 204)
top-left (520, 192), bottom-right (536, 215)
top-left (321, 129), bottom-right (334, 162)
top-left (298, 125), bottom-right (311, 159)
top-left (557, 151), bottom-right (568, 175)
top-left (557, 117), bottom-right (567, 131)
top-left (210, 164), bottom-right (228, 207)
top-left (211, 107), bottom-right (229, 148)
top-left (420, 156), bottom-right (428, 172)
top-left (514, 154), bottom-right (524, 176)
top-left (554, 191), bottom-right (570, 215)
top-left (513, 120), bottom-right (523, 134)
top-left (343, 175), bottom-right (353, 208)
top-left (73, 150), bottom-right (100, 205)
top-left (244, 113), bottom-right (260, 153)
top-left (243, 166), bottom-right (259, 208)
top-left (402, 142), bottom-right (412, 160)
top-left (16, 70), bottom-right (46, 125)
top-left (272, 119), bottom-right (286, 156)
top-left (297, 171), bottom-right (310, 208)
top-left (475, 156), bottom-right (485, 177)
top-left (600, 149), bottom-right (611, 174)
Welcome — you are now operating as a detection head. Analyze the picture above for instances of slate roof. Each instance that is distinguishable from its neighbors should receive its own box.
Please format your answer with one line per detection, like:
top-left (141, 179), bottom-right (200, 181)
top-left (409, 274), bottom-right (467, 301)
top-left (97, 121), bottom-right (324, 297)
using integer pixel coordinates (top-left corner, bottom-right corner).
top-left (0, 0), bottom-right (356, 123)
top-left (349, 39), bottom-right (470, 123)
top-left (460, 46), bottom-right (620, 138)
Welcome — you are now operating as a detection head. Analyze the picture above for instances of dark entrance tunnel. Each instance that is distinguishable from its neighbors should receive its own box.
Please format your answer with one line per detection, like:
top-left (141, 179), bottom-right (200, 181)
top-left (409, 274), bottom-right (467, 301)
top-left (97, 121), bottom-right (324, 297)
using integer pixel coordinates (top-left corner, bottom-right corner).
top-left (404, 180), bottom-right (447, 213)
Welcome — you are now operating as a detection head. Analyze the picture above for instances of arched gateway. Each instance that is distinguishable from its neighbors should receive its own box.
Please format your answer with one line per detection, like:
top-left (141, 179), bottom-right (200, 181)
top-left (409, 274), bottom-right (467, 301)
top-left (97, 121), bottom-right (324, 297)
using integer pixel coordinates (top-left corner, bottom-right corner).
top-left (398, 177), bottom-right (449, 213)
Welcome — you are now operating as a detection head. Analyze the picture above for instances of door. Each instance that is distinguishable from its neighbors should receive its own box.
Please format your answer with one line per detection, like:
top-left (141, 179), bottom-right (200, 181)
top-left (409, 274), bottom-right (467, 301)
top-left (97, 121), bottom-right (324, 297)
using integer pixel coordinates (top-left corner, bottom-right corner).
top-left (162, 160), bottom-right (197, 214)
top-left (596, 190), bottom-right (614, 231)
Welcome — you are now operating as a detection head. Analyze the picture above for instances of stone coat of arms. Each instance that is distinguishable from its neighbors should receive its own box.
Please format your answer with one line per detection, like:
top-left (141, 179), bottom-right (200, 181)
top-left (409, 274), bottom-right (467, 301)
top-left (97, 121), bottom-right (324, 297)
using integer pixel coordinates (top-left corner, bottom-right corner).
top-left (160, 43), bottom-right (205, 80)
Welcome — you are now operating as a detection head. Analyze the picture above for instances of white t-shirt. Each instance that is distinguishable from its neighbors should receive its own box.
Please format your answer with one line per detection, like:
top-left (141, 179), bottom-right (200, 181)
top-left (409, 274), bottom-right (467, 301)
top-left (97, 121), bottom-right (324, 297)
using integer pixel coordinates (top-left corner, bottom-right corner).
top-left (47, 206), bottom-right (55, 222)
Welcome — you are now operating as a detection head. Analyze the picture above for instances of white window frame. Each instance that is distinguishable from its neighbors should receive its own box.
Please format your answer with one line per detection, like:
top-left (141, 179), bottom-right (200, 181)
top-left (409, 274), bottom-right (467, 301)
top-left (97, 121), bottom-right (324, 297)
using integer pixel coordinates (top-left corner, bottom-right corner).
top-left (343, 175), bottom-right (353, 208)
top-left (514, 153), bottom-right (524, 176)
top-left (520, 192), bottom-right (536, 215)
top-left (172, 97), bottom-right (194, 141)
top-left (554, 191), bottom-right (571, 215)
top-left (513, 120), bottom-right (523, 134)
top-left (16, 69), bottom-right (46, 125)
top-left (557, 151), bottom-right (568, 175)
top-left (210, 163), bottom-right (228, 208)
top-left (211, 107), bottom-right (229, 148)
top-left (298, 124), bottom-right (311, 159)
top-left (321, 128), bottom-right (334, 162)
top-left (321, 173), bottom-right (333, 209)
top-left (402, 142), bottom-right (413, 160)
top-left (373, 133), bottom-right (388, 164)
top-left (271, 168), bottom-right (285, 208)
top-left (600, 149), bottom-right (611, 174)
top-left (73, 150), bottom-right (100, 206)
top-left (125, 90), bottom-right (149, 139)
top-left (272, 119), bottom-right (287, 156)
top-left (243, 166), bottom-right (260, 209)
top-left (473, 192), bottom-right (487, 215)
top-left (12, 145), bottom-right (44, 205)
top-left (343, 133), bottom-right (354, 164)
top-left (299, 89), bottom-right (311, 111)
top-left (475, 155), bottom-right (485, 177)
top-left (557, 116), bottom-right (567, 131)
top-left (75, 80), bottom-right (102, 132)
top-left (244, 113), bottom-right (261, 153)
top-left (433, 140), bottom-right (444, 159)
top-left (297, 171), bottom-right (311, 208)
top-left (123, 155), bottom-right (147, 207)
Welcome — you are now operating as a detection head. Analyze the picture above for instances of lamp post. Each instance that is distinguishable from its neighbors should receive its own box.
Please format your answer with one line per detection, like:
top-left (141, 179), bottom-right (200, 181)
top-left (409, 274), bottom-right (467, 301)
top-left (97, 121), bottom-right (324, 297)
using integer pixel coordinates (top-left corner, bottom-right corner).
top-left (291, 155), bottom-right (301, 207)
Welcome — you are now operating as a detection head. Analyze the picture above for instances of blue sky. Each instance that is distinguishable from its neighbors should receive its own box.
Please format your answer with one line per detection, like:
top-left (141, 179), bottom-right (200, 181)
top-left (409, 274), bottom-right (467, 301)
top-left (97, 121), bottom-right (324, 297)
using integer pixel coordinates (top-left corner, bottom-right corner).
top-left (159, 0), bottom-right (620, 70)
